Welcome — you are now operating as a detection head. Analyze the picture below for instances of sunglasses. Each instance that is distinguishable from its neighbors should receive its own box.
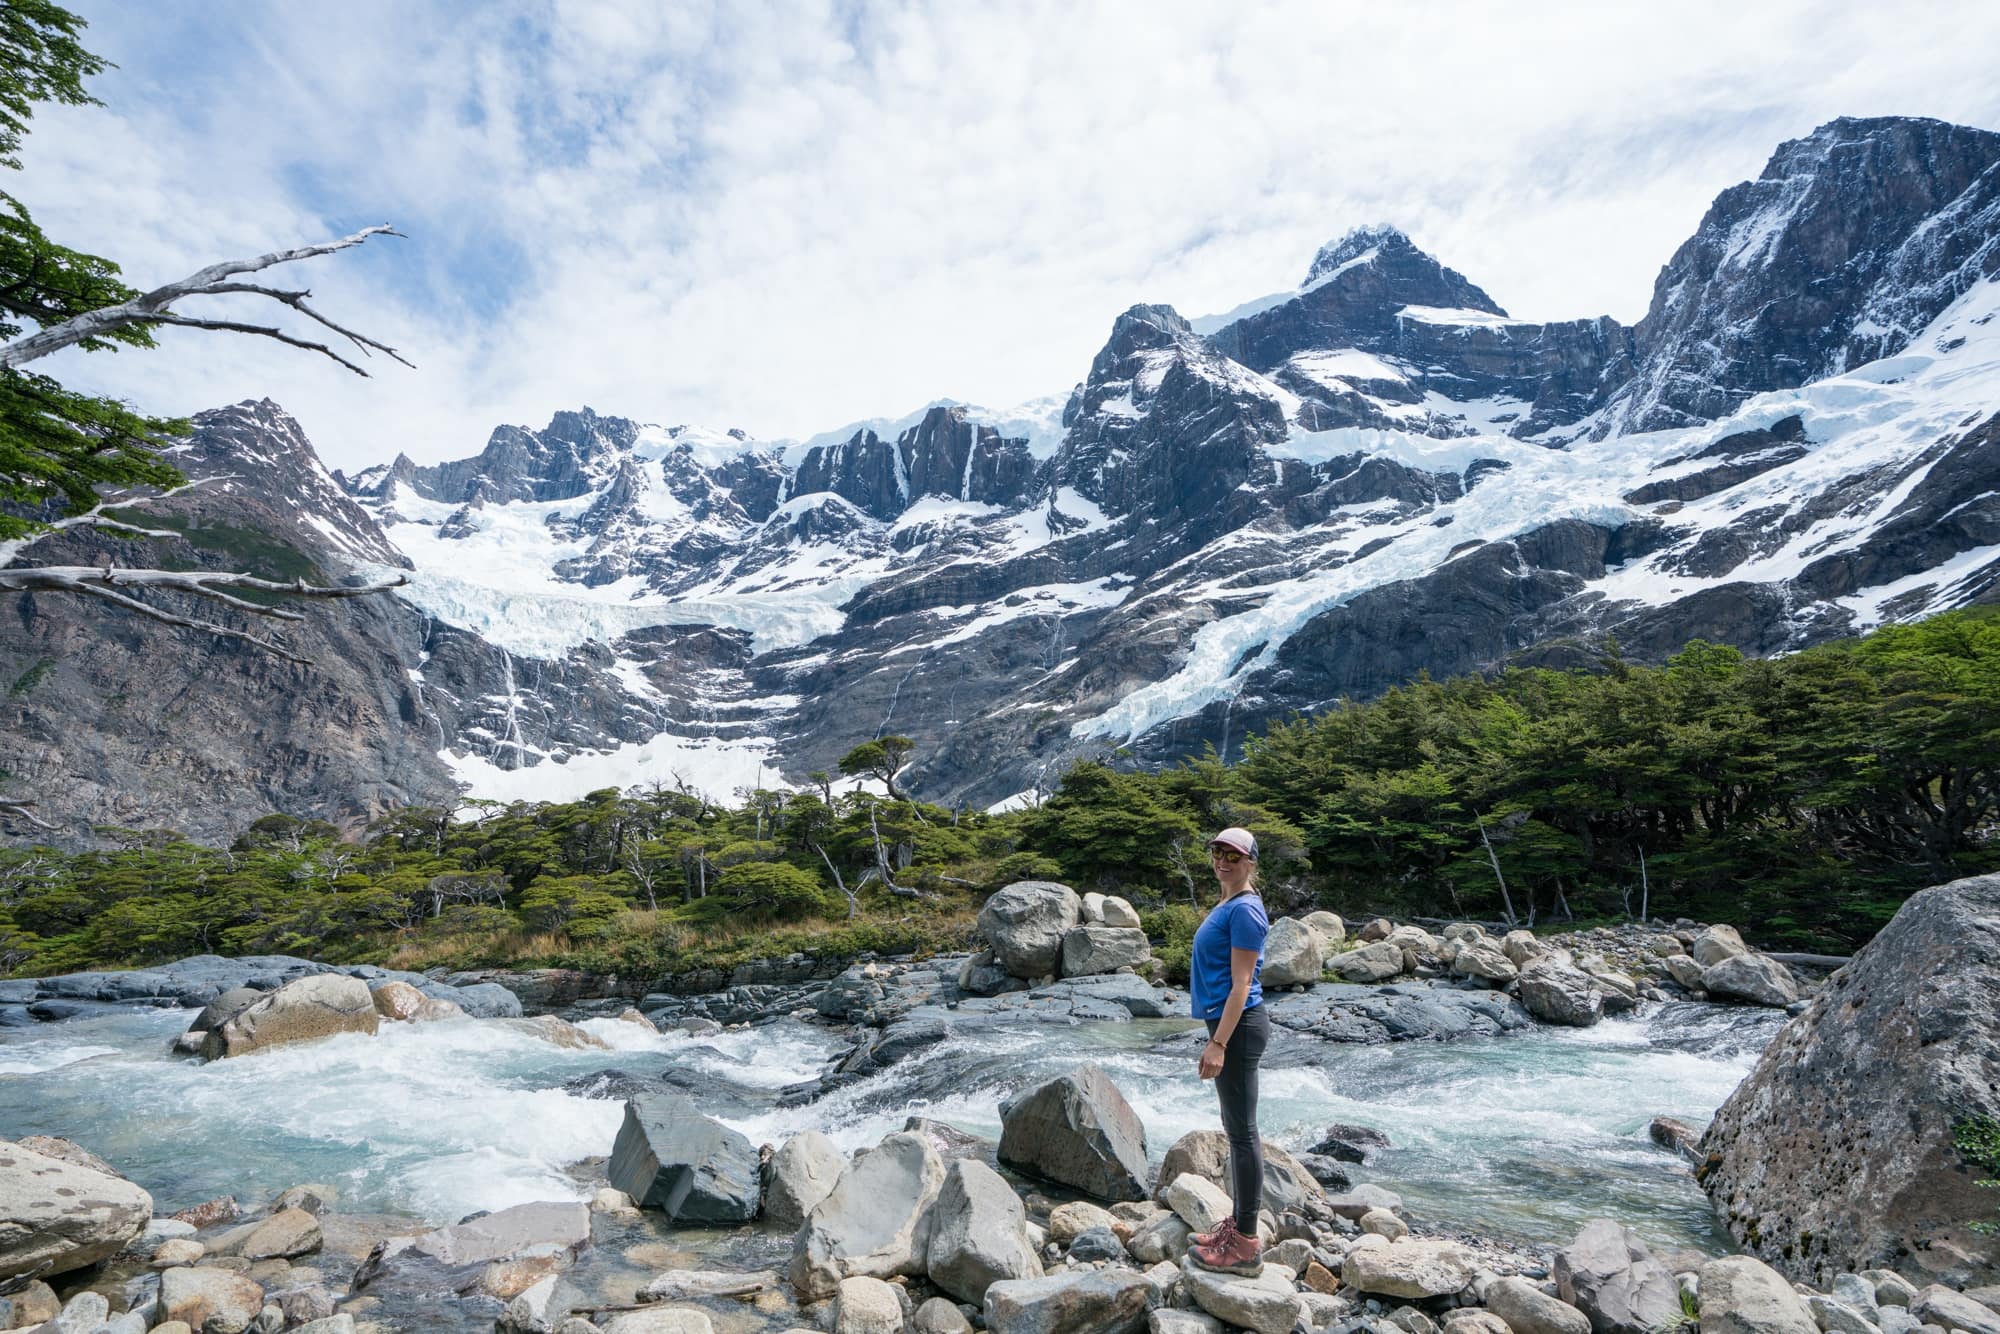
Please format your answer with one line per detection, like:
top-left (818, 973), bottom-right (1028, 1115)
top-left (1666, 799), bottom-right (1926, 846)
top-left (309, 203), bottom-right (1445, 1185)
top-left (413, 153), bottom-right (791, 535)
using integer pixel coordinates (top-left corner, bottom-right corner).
top-left (1208, 847), bottom-right (1247, 864)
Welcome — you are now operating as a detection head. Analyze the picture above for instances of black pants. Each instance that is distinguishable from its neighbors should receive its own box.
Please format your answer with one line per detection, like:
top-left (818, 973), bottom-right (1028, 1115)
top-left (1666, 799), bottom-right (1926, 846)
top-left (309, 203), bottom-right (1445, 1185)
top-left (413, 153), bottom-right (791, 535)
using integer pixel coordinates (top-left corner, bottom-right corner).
top-left (1205, 1003), bottom-right (1270, 1231)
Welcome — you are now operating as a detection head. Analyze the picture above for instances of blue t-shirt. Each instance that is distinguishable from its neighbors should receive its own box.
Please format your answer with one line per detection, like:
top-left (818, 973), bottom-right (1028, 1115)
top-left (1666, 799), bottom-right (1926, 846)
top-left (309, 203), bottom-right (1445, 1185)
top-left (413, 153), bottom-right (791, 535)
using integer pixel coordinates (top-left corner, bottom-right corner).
top-left (1190, 893), bottom-right (1268, 1020)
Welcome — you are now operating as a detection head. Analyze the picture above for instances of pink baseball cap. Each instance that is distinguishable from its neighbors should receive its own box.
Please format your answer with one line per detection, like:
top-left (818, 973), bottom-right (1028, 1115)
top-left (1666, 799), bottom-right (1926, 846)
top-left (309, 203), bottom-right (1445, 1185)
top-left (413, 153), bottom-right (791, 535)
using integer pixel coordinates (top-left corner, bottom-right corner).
top-left (1207, 827), bottom-right (1258, 860)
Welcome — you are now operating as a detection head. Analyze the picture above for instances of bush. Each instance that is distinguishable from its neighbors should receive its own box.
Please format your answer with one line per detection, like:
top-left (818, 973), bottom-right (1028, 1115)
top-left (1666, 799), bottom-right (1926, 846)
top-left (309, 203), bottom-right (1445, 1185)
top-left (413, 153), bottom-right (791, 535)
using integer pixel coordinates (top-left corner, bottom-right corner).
top-left (992, 852), bottom-right (1065, 885)
top-left (1141, 903), bottom-right (1203, 985)
top-left (713, 861), bottom-right (833, 922)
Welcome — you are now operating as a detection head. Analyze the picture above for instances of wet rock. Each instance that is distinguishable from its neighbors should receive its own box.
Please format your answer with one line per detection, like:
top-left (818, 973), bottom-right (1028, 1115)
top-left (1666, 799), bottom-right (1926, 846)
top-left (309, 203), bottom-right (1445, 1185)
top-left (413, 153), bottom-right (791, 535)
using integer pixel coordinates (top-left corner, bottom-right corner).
top-left (370, 980), bottom-right (427, 1020)
top-left (1489, 1276), bottom-right (1593, 1334)
top-left (1262, 918), bottom-right (1325, 987)
top-left (1331, 941), bottom-right (1406, 983)
top-left (271, 1183), bottom-right (338, 1216)
top-left (497, 1015), bottom-right (612, 1050)
top-left (450, 981), bottom-right (525, 1019)
top-left (1697, 1256), bottom-right (1819, 1334)
top-left (215, 1206), bottom-right (323, 1259)
top-left (637, 1269), bottom-right (780, 1301)
top-left (200, 974), bottom-right (378, 1059)
top-left (1648, 1117), bottom-right (1702, 1163)
top-left (957, 950), bottom-right (1025, 998)
top-left (172, 1195), bottom-right (240, 1228)
top-left (1154, 1130), bottom-right (1324, 1214)
top-left (1180, 1254), bottom-right (1305, 1334)
top-left (1312, 1124), bottom-right (1392, 1164)
top-left (791, 1131), bottom-right (946, 1299)
top-left (765, 1129), bottom-right (847, 1226)
top-left (983, 1269), bottom-right (1153, 1334)
top-left (608, 1096), bottom-right (760, 1223)
top-left (604, 1308), bottom-right (714, 1334)
top-left (1699, 954), bottom-right (1800, 1007)
top-left (903, 1116), bottom-right (998, 1163)
top-left (1296, 1154), bottom-right (1352, 1190)
top-left (1554, 1218), bottom-right (1682, 1334)
top-left (1515, 962), bottom-right (1605, 1027)
top-left (356, 1200), bottom-right (590, 1293)
top-left (999, 1063), bottom-right (1150, 1202)
top-left (0, 1137), bottom-right (152, 1278)
top-left (159, 1266), bottom-right (266, 1334)
top-left (1691, 925), bottom-right (1749, 967)
top-left (979, 882), bottom-right (1083, 979)
top-left (926, 1158), bottom-right (1044, 1304)
top-left (1340, 1236), bottom-right (1476, 1298)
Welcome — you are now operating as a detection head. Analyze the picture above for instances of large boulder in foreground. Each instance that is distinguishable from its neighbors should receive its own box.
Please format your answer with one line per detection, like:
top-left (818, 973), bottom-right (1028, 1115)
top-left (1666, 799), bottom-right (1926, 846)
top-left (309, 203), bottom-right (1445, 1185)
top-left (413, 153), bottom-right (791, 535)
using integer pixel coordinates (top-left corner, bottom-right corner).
top-left (1697, 1255), bottom-right (1817, 1334)
top-left (1515, 961), bottom-right (1605, 1028)
top-left (608, 1096), bottom-right (760, 1223)
top-left (983, 1270), bottom-right (1152, 1334)
top-left (925, 1158), bottom-right (1044, 1303)
top-left (791, 1131), bottom-right (945, 1299)
top-left (0, 1139), bottom-right (152, 1278)
top-left (1554, 1219), bottom-right (1682, 1334)
top-left (1699, 873), bottom-right (2000, 1286)
top-left (998, 1063), bottom-right (1149, 1202)
top-left (200, 973), bottom-right (378, 1059)
top-left (1060, 926), bottom-right (1151, 978)
top-left (1154, 1130), bottom-right (1325, 1215)
top-left (979, 881), bottom-right (1083, 979)
top-left (1261, 918), bottom-right (1324, 987)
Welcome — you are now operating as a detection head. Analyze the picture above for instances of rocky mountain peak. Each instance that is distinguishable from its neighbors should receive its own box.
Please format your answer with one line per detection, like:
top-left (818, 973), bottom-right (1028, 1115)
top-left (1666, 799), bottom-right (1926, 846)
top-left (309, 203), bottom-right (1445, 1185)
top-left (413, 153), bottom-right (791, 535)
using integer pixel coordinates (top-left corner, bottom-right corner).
top-left (1302, 223), bottom-right (1412, 285)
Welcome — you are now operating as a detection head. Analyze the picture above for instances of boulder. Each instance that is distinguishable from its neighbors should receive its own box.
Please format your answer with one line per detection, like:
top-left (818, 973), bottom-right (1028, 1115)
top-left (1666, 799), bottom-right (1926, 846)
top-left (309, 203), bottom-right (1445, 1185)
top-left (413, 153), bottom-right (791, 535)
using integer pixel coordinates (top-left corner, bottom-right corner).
top-left (1303, 911), bottom-right (1347, 949)
top-left (200, 974), bottom-right (378, 1059)
top-left (604, 1310), bottom-right (714, 1334)
top-left (159, 1267), bottom-right (266, 1334)
top-left (1359, 1208), bottom-right (1408, 1240)
top-left (1665, 955), bottom-right (1707, 989)
top-left (833, 1275), bottom-right (906, 1334)
top-left (957, 950), bottom-right (1025, 998)
top-left (1501, 929), bottom-right (1548, 968)
top-left (412, 996), bottom-right (468, 1022)
top-left (1262, 919), bottom-right (1325, 987)
top-left (1127, 1213), bottom-right (1193, 1265)
top-left (1312, 1123), bottom-right (1391, 1164)
top-left (1911, 1287), bottom-right (2000, 1334)
top-left (1179, 1255), bottom-right (1305, 1334)
top-left (1451, 939), bottom-right (1519, 985)
top-left (1047, 1200), bottom-right (1119, 1244)
top-left (980, 881), bottom-right (1083, 979)
top-left (1554, 1218), bottom-right (1683, 1334)
top-left (926, 1158), bottom-right (1044, 1304)
top-left (1516, 962), bottom-right (1606, 1027)
top-left (916, 1296), bottom-right (974, 1334)
top-left (1153, 1129), bottom-right (1323, 1215)
top-left (1697, 1256), bottom-right (1818, 1334)
top-left (370, 980), bottom-right (427, 1020)
top-left (608, 1097), bottom-right (760, 1223)
top-left (1083, 892), bottom-right (1107, 923)
top-left (1358, 918), bottom-right (1394, 942)
top-left (791, 1131), bottom-right (945, 1299)
top-left (1068, 1226), bottom-right (1128, 1263)
top-left (1488, 1276), bottom-right (1592, 1334)
top-left (1341, 1236), bottom-right (1476, 1298)
top-left (356, 1200), bottom-right (590, 1291)
top-left (983, 1270), bottom-right (1152, 1334)
top-left (1700, 874), bottom-right (2000, 1285)
top-left (451, 981), bottom-right (525, 1018)
top-left (1061, 926), bottom-right (1152, 978)
top-left (1699, 954), bottom-right (1800, 1007)
top-left (1323, 1184), bottom-right (1403, 1219)
top-left (228, 1207), bottom-right (323, 1259)
top-left (764, 1129), bottom-right (847, 1226)
top-left (1330, 941), bottom-right (1405, 983)
top-left (1162, 1173), bottom-right (1233, 1234)
top-left (190, 986), bottom-right (265, 1033)
top-left (1808, 1296), bottom-right (1880, 1334)
top-left (271, 1183), bottom-right (337, 1216)
top-left (1102, 897), bottom-right (1143, 930)
top-left (999, 1064), bottom-right (1149, 1202)
top-left (1691, 925), bottom-right (1750, 967)
top-left (0, 1138), bottom-right (152, 1278)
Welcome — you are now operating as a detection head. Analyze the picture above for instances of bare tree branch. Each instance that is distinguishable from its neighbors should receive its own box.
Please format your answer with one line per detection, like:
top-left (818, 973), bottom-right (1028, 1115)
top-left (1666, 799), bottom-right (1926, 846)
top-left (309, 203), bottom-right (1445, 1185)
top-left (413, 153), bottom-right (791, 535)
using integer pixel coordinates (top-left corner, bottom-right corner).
top-left (0, 799), bottom-right (56, 831)
top-left (0, 476), bottom-right (233, 568)
top-left (0, 225), bottom-right (411, 370)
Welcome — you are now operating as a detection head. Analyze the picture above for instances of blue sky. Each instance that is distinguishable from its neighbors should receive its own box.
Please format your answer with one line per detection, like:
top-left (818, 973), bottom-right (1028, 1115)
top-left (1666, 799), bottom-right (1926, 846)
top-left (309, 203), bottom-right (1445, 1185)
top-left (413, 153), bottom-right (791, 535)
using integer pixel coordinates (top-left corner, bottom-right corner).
top-left (24, 1), bottom-right (2000, 471)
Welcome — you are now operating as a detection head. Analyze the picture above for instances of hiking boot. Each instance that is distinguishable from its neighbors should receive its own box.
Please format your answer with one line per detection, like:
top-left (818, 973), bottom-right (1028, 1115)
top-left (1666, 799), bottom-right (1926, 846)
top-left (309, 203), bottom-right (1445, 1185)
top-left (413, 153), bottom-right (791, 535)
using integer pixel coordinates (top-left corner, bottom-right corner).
top-left (1189, 1215), bottom-right (1240, 1250)
top-left (1190, 1216), bottom-right (1263, 1277)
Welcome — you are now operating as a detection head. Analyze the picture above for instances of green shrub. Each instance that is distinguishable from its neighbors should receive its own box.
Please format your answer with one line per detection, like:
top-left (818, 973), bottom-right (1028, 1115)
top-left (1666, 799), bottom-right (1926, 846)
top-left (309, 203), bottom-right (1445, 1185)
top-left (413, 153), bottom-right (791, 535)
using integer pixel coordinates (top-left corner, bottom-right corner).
top-left (991, 852), bottom-right (1065, 885)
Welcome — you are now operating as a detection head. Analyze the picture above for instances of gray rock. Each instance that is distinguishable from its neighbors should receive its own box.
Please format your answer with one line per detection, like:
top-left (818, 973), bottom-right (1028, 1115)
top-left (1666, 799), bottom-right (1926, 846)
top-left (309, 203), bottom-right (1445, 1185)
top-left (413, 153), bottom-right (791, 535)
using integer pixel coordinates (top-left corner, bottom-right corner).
top-left (957, 950), bottom-right (1024, 998)
top-left (1697, 1256), bottom-right (1819, 1334)
top-left (1153, 1310), bottom-right (1226, 1334)
top-left (1911, 1288), bottom-right (2000, 1334)
top-left (764, 1129), bottom-right (847, 1226)
top-left (1127, 1213), bottom-right (1194, 1265)
top-left (1303, 912), bottom-right (1347, 949)
top-left (1699, 874), bottom-right (2000, 1286)
top-left (452, 981), bottom-right (525, 1018)
top-left (159, 1266), bottom-right (267, 1334)
top-left (1162, 1173), bottom-right (1234, 1234)
top-left (834, 1275), bottom-right (907, 1334)
top-left (1312, 1124), bottom-right (1392, 1164)
top-left (926, 1158), bottom-right (1043, 1304)
top-left (0, 1138), bottom-right (152, 1279)
top-left (637, 1270), bottom-right (781, 1301)
top-left (1180, 1255), bottom-right (1306, 1334)
top-left (1323, 1185), bottom-right (1404, 1220)
top-left (1808, 1296), bottom-right (1881, 1334)
top-left (915, 1295), bottom-right (974, 1334)
top-left (604, 1309), bottom-right (714, 1334)
top-left (1700, 954), bottom-right (1800, 1007)
top-left (1062, 926), bottom-right (1153, 978)
top-left (1515, 962), bottom-right (1606, 1027)
top-left (1154, 1129), bottom-right (1324, 1215)
top-left (1070, 1227), bottom-right (1129, 1263)
top-left (1863, 1273), bottom-right (1920, 1308)
top-left (1451, 939), bottom-right (1519, 985)
top-left (1340, 1237), bottom-right (1476, 1297)
top-left (791, 1131), bottom-right (946, 1299)
top-left (608, 1096), bottom-right (760, 1223)
top-left (979, 882), bottom-right (1083, 979)
top-left (1830, 1276), bottom-right (1880, 1313)
top-left (1488, 1276), bottom-right (1593, 1334)
top-left (1879, 1310), bottom-right (1923, 1334)
top-left (199, 974), bottom-right (379, 1059)
top-left (999, 1063), bottom-right (1150, 1202)
top-left (1666, 955), bottom-right (1707, 989)
top-left (1262, 918), bottom-right (1326, 987)
top-left (983, 1270), bottom-right (1153, 1334)
top-left (1554, 1218), bottom-right (1683, 1334)
top-left (1102, 897), bottom-right (1143, 930)
top-left (1691, 925), bottom-right (1749, 967)
top-left (1331, 942), bottom-right (1407, 983)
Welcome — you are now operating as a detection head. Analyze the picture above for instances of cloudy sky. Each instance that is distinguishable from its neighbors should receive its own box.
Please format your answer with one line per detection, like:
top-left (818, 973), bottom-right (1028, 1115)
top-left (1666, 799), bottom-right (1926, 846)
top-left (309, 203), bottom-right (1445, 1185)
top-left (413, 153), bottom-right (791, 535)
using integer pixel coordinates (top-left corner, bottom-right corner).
top-left (25, 1), bottom-right (2000, 471)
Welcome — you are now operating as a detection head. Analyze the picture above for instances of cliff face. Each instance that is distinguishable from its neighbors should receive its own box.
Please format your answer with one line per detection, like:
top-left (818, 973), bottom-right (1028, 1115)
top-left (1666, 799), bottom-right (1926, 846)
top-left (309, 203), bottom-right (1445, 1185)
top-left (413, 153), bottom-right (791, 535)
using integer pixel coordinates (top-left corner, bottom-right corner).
top-left (5, 117), bottom-right (2000, 844)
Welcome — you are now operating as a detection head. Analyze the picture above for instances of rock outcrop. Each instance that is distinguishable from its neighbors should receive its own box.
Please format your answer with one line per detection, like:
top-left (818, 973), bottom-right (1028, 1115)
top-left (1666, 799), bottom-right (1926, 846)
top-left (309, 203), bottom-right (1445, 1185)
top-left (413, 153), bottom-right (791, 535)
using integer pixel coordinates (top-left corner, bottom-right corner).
top-left (1699, 872), bottom-right (2000, 1285)
top-left (0, 1139), bottom-right (152, 1279)
top-left (199, 973), bottom-right (380, 1059)
top-left (979, 882), bottom-right (1083, 979)
top-left (607, 1097), bottom-right (761, 1224)
top-left (998, 1064), bottom-right (1151, 1202)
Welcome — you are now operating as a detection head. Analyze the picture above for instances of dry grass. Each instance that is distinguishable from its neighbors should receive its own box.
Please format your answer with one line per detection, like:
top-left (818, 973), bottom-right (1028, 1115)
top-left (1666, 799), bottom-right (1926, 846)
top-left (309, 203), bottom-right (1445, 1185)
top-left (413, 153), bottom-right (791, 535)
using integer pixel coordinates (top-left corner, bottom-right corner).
top-left (384, 928), bottom-right (570, 972)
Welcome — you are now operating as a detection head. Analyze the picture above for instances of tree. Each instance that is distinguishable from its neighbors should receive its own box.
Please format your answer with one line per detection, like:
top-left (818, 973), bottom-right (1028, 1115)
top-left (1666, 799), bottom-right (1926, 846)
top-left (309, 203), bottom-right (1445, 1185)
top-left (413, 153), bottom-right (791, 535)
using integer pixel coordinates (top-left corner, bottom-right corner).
top-left (0, 3), bottom-right (412, 832)
top-left (838, 736), bottom-right (914, 801)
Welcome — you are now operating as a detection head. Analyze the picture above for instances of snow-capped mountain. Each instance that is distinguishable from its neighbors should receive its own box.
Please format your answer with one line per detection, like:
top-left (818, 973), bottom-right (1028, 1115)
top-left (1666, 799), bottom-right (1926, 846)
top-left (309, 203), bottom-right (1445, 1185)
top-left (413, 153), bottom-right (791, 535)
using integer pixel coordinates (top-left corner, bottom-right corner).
top-left (5, 115), bottom-right (1997, 840)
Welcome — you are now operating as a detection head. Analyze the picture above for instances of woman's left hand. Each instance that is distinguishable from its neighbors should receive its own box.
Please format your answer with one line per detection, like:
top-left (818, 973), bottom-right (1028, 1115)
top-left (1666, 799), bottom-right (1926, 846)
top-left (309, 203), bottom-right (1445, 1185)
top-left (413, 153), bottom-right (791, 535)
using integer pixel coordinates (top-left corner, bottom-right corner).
top-left (1198, 1039), bottom-right (1225, 1080)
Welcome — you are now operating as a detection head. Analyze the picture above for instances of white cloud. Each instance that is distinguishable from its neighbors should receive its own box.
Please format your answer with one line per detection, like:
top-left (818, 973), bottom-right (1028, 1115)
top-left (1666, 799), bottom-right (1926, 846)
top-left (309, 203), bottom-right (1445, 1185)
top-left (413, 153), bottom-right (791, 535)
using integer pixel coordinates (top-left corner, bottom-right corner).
top-left (20, 0), bottom-right (2000, 471)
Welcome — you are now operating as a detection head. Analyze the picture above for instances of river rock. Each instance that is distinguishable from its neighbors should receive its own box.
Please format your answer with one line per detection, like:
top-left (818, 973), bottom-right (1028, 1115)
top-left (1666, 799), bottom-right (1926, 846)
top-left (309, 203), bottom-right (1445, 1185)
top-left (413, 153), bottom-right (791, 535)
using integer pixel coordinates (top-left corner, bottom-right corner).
top-left (1666, 955), bottom-right (1707, 989)
top-left (984, 1270), bottom-right (1153, 1334)
top-left (1062, 926), bottom-right (1152, 977)
top-left (980, 881), bottom-right (1083, 979)
top-left (1649, 1117), bottom-right (1702, 1163)
top-left (223, 1207), bottom-right (323, 1259)
top-left (1698, 1256), bottom-right (1818, 1334)
top-left (764, 1129), bottom-right (846, 1226)
top-left (1180, 1255), bottom-right (1305, 1334)
top-left (1068, 1226), bottom-right (1128, 1263)
top-left (1489, 1276), bottom-right (1593, 1334)
top-left (1048, 1200), bottom-right (1119, 1243)
top-left (1154, 1129), bottom-right (1324, 1214)
top-left (1300, 911), bottom-right (1345, 948)
top-left (999, 1063), bottom-right (1149, 1202)
top-left (1262, 919), bottom-right (1325, 987)
top-left (271, 1183), bottom-right (337, 1216)
top-left (1360, 1207), bottom-right (1408, 1240)
top-left (605, 1309), bottom-right (714, 1334)
top-left (1911, 1288), bottom-right (2000, 1334)
top-left (1102, 896), bottom-right (1142, 929)
top-left (957, 950), bottom-right (1024, 998)
top-left (926, 1158), bottom-right (1044, 1304)
top-left (1863, 1272), bottom-right (1920, 1307)
top-left (152, 1237), bottom-right (206, 1267)
top-left (832, 1275), bottom-right (905, 1334)
top-left (498, 1015), bottom-right (611, 1050)
top-left (916, 1296), bottom-right (973, 1334)
top-left (1341, 1236), bottom-right (1476, 1298)
top-left (200, 974), bottom-right (378, 1059)
top-left (369, 980), bottom-right (426, 1020)
top-left (357, 1200), bottom-right (590, 1296)
top-left (0, 1138), bottom-right (153, 1278)
top-left (791, 1131), bottom-right (945, 1298)
top-left (159, 1266), bottom-right (266, 1334)
top-left (608, 1096), bottom-right (760, 1223)
top-left (1127, 1213), bottom-right (1193, 1265)
top-left (1324, 1184), bottom-right (1403, 1219)
top-left (1501, 930), bottom-right (1549, 968)
top-left (1809, 1295), bottom-right (1880, 1334)
top-left (1691, 925), bottom-right (1750, 967)
top-left (1162, 1173), bottom-right (1233, 1233)
top-left (1447, 1313), bottom-right (1514, 1334)
top-left (1699, 954), bottom-right (1800, 1007)
top-left (1312, 1123), bottom-right (1391, 1164)
top-left (637, 1269), bottom-right (780, 1302)
top-left (1452, 939), bottom-right (1519, 985)
top-left (1553, 1218), bottom-right (1682, 1334)
top-left (1516, 961), bottom-right (1605, 1027)
top-left (1699, 873), bottom-right (2000, 1285)
top-left (1331, 941), bottom-right (1406, 982)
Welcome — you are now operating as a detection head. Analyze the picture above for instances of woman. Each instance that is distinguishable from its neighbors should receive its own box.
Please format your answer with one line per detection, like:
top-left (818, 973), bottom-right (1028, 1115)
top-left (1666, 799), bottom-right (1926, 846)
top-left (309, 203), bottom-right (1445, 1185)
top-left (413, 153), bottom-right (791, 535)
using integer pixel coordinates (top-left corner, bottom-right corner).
top-left (1187, 825), bottom-right (1270, 1277)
